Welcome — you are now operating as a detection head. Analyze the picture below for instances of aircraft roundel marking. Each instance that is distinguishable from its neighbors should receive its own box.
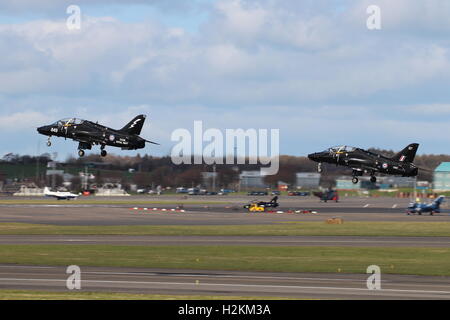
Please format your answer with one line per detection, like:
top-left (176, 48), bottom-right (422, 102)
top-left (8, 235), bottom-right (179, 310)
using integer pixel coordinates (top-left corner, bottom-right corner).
top-left (109, 134), bottom-right (115, 142)
top-left (382, 163), bottom-right (388, 169)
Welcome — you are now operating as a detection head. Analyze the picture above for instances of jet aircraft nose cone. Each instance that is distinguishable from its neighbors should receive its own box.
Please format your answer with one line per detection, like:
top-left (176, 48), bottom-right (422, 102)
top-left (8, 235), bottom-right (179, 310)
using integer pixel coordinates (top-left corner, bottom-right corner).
top-left (37, 126), bottom-right (50, 135)
top-left (308, 153), bottom-right (319, 161)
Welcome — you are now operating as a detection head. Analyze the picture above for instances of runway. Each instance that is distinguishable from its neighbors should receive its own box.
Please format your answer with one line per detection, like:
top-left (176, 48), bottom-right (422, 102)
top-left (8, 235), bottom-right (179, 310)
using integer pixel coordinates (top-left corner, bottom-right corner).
top-left (0, 196), bottom-right (448, 299)
top-left (0, 265), bottom-right (449, 299)
top-left (0, 196), bottom-right (448, 226)
top-left (1, 235), bottom-right (450, 247)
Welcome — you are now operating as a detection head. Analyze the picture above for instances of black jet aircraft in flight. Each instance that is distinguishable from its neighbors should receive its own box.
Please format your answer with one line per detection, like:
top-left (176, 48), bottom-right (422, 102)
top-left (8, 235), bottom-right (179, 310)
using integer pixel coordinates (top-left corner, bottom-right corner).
top-left (37, 115), bottom-right (158, 157)
top-left (308, 143), bottom-right (420, 184)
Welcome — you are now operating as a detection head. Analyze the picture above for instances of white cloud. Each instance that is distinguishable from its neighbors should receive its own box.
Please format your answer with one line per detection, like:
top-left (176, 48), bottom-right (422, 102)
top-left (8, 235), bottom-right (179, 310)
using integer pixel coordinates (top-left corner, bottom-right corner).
top-left (0, 111), bottom-right (48, 130)
top-left (1, 0), bottom-right (450, 156)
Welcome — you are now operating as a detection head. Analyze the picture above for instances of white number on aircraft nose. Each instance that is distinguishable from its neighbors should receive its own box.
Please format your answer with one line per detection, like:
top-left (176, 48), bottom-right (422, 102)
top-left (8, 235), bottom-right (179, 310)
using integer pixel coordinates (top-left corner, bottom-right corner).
top-left (51, 128), bottom-right (58, 133)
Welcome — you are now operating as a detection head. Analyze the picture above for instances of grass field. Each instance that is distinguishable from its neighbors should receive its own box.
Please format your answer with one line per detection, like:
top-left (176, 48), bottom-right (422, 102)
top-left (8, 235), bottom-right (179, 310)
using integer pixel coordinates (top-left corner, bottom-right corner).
top-left (0, 290), bottom-right (285, 300)
top-left (2, 222), bottom-right (450, 237)
top-left (0, 244), bottom-right (449, 276)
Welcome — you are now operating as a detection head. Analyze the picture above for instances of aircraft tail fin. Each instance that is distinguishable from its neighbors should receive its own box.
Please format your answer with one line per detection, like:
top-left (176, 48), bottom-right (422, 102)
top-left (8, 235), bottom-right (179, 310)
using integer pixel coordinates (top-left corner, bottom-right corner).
top-left (434, 196), bottom-right (445, 207)
top-left (120, 115), bottom-right (146, 135)
top-left (44, 187), bottom-right (51, 196)
top-left (271, 196), bottom-right (278, 203)
top-left (392, 143), bottom-right (419, 163)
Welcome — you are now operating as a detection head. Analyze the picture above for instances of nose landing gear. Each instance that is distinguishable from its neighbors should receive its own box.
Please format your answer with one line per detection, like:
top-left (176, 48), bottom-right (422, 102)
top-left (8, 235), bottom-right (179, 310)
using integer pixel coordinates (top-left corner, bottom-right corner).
top-left (352, 170), bottom-right (363, 184)
top-left (47, 137), bottom-right (52, 147)
top-left (77, 142), bottom-right (92, 158)
top-left (101, 146), bottom-right (107, 157)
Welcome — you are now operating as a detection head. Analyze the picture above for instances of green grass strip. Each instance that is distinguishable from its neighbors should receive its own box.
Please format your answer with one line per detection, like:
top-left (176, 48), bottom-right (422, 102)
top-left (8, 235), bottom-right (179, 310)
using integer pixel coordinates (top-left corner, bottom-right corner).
top-left (0, 245), bottom-right (450, 276)
top-left (1, 222), bottom-right (450, 237)
top-left (0, 290), bottom-right (287, 300)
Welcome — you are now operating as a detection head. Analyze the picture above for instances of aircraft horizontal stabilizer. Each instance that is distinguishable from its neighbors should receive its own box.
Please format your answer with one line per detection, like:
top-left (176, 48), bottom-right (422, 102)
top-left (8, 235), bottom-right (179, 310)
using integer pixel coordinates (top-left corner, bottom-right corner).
top-left (145, 140), bottom-right (160, 145)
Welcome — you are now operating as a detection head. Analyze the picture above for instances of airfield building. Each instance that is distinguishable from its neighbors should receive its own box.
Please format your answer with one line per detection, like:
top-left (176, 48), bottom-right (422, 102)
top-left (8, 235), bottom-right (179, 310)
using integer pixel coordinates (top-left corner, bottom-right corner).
top-left (336, 176), bottom-right (375, 190)
top-left (295, 173), bottom-right (320, 189)
top-left (239, 171), bottom-right (267, 190)
top-left (433, 162), bottom-right (450, 191)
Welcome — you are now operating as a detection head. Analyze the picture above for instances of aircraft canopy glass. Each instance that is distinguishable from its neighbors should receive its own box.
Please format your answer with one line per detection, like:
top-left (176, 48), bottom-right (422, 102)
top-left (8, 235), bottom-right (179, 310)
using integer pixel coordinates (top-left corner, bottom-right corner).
top-left (328, 146), bottom-right (356, 153)
top-left (52, 118), bottom-right (85, 127)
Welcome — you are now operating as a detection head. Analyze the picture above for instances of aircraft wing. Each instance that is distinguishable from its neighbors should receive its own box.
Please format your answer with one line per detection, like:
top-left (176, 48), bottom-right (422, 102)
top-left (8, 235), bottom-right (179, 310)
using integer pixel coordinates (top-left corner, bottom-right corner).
top-left (71, 131), bottom-right (105, 144)
top-left (352, 165), bottom-right (380, 172)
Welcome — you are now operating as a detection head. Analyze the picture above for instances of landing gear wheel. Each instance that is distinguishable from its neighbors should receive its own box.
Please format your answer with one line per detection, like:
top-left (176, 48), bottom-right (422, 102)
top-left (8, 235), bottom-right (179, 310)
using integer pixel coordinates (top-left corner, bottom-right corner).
top-left (78, 150), bottom-right (85, 157)
top-left (101, 150), bottom-right (107, 157)
top-left (352, 177), bottom-right (359, 184)
top-left (47, 141), bottom-right (52, 147)
top-left (370, 176), bottom-right (377, 183)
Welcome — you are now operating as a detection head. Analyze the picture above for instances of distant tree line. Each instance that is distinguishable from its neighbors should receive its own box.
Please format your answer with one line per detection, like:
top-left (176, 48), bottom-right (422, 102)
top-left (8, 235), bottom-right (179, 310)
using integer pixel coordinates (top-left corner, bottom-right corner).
top-left (2, 150), bottom-right (448, 190)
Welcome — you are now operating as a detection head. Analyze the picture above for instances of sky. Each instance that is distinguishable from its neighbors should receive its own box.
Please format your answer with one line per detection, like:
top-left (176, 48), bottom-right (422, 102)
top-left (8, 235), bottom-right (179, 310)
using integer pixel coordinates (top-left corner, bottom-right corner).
top-left (1, 0), bottom-right (450, 160)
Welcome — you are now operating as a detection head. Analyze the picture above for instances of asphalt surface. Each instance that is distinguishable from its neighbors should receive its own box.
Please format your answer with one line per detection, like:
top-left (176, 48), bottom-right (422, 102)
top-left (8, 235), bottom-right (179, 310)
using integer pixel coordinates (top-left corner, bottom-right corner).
top-left (1, 265), bottom-right (450, 299)
top-left (0, 196), bottom-right (448, 225)
top-left (0, 196), bottom-right (449, 299)
top-left (1, 235), bottom-right (450, 247)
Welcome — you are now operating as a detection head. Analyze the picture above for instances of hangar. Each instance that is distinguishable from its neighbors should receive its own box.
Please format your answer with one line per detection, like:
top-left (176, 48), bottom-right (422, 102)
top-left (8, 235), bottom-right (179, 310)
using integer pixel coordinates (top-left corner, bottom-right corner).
top-left (433, 162), bottom-right (450, 191)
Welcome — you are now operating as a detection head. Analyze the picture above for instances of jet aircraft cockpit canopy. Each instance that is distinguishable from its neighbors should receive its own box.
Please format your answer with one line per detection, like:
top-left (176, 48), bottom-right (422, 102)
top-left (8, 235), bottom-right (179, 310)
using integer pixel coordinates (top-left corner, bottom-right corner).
top-left (52, 118), bottom-right (85, 127)
top-left (328, 146), bottom-right (356, 154)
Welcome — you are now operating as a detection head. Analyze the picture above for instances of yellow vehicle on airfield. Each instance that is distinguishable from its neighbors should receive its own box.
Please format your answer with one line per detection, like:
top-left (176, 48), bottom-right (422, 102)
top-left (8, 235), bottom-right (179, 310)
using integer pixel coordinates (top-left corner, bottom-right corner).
top-left (244, 196), bottom-right (279, 212)
top-left (248, 203), bottom-right (266, 212)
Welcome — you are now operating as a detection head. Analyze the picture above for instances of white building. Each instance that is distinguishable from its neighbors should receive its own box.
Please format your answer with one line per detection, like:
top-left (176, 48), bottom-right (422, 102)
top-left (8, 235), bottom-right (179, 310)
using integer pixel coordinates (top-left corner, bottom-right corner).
top-left (295, 173), bottom-right (321, 189)
top-left (239, 171), bottom-right (267, 189)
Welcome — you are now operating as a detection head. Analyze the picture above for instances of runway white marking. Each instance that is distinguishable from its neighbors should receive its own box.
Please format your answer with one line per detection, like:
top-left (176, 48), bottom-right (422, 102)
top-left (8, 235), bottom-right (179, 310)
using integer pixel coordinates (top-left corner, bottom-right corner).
top-left (0, 278), bottom-right (449, 296)
top-left (80, 271), bottom-right (372, 283)
top-left (392, 204), bottom-right (398, 209)
top-left (363, 204), bottom-right (370, 208)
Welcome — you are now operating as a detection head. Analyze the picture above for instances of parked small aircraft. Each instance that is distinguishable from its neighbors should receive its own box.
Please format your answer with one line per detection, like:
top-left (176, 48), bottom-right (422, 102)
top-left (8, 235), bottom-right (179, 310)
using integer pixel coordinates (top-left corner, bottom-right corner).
top-left (243, 196), bottom-right (279, 211)
top-left (44, 187), bottom-right (79, 200)
top-left (37, 115), bottom-right (158, 157)
top-left (407, 196), bottom-right (445, 215)
top-left (313, 190), bottom-right (339, 202)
